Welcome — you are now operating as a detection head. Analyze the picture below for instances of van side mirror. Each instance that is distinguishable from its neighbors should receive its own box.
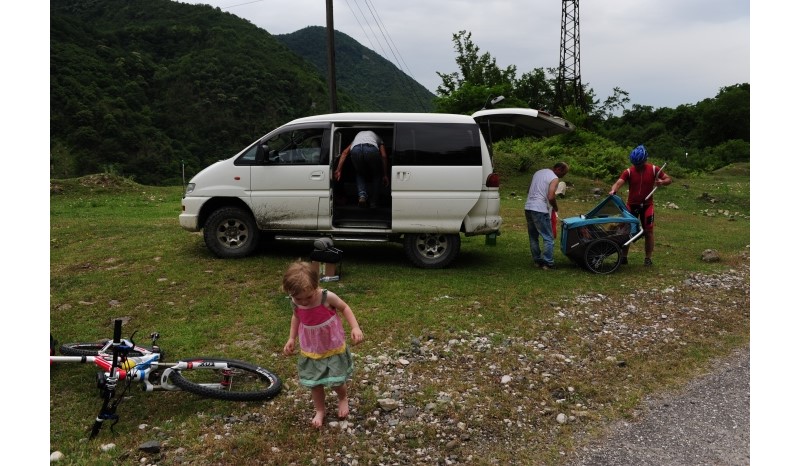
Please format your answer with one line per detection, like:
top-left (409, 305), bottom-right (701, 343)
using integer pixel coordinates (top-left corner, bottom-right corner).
top-left (256, 142), bottom-right (266, 162)
top-left (257, 143), bottom-right (279, 164)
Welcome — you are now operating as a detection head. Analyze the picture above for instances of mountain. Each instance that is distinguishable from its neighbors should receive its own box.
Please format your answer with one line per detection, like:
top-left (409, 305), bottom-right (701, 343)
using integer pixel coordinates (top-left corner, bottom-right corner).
top-left (276, 26), bottom-right (434, 113)
top-left (49, 0), bottom-right (436, 185)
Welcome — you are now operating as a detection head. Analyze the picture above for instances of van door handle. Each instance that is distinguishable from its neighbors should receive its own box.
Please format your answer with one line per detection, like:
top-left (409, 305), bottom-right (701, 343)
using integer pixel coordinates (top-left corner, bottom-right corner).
top-left (396, 171), bottom-right (410, 181)
top-left (310, 170), bottom-right (324, 180)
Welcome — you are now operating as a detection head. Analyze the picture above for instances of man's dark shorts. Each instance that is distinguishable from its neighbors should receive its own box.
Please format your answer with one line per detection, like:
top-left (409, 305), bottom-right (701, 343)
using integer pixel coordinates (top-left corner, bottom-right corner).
top-left (628, 203), bottom-right (655, 232)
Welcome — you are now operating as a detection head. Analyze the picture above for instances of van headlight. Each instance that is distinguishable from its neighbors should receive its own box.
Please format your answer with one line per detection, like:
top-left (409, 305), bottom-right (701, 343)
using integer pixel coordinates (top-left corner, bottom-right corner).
top-left (185, 183), bottom-right (195, 196)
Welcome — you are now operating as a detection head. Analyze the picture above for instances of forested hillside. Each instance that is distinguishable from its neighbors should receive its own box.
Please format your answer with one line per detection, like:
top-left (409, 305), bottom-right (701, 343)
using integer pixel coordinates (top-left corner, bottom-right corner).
top-left (276, 26), bottom-right (434, 113)
top-left (50, 0), bottom-right (429, 185)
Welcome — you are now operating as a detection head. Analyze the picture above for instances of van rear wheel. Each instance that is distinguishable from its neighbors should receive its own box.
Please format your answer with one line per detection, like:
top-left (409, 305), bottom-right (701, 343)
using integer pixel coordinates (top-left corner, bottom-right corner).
top-left (404, 233), bottom-right (460, 269)
top-left (204, 207), bottom-right (260, 258)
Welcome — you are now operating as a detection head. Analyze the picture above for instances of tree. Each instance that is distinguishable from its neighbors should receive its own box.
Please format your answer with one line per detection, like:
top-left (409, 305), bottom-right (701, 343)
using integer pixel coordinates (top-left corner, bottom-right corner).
top-left (514, 68), bottom-right (556, 112)
top-left (434, 30), bottom-right (610, 120)
top-left (596, 87), bottom-right (630, 119)
top-left (695, 84), bottom-right (750, 147)
top-left (435, 31), bottom-right (518, 113)
top-left (436, 31), bottom-right (517, 94)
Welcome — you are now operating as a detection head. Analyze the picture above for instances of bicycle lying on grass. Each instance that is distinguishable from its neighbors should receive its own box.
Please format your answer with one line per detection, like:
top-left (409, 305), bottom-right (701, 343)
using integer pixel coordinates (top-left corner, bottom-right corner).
top-left (50, 319), bottom-right (282, 438)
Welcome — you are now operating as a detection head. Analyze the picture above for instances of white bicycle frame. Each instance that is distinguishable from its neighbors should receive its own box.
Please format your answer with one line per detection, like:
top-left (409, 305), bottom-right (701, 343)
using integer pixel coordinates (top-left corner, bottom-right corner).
top-left (50, 340), bottom-right (241, 393)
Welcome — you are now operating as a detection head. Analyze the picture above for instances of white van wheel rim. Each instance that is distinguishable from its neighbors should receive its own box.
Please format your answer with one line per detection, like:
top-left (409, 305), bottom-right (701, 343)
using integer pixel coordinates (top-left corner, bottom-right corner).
top-left (415, 234), bottom-right (447, 258)
top-left (216, 219), bottom-right (249, 249)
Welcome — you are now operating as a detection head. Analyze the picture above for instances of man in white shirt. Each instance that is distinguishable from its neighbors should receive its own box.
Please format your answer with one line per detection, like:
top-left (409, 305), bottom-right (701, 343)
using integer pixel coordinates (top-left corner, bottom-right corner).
top-left (524, 162), bottom-right (569, 270)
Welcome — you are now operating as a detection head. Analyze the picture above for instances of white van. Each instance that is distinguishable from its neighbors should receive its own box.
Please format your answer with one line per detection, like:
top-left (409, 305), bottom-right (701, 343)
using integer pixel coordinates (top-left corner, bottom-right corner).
top-left (179, 109), bottom-right (573, 268)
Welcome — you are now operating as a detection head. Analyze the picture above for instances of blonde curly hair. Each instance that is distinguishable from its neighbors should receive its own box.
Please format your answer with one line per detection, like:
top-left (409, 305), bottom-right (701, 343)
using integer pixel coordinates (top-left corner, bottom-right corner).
top-left (281, 261), bottom-right (319, 296)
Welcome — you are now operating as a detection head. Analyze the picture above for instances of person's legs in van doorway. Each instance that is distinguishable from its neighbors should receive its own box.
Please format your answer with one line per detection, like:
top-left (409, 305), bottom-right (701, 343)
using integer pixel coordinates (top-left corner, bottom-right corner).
top-left (350, 144), bottom-right (369, 206)
top-left (350, 144), bottom-right (382, 208)
top-left (525, 209), bottom-right (555, 268)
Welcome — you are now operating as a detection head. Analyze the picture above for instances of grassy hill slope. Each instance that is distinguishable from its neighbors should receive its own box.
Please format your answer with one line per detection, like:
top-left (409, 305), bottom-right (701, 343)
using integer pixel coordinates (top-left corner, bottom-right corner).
top-left (277, 26), bottom-right (435, 112)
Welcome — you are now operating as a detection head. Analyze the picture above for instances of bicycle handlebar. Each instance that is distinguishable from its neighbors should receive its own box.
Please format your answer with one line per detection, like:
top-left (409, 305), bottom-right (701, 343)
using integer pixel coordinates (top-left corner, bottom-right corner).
top-left (113, 319), bottom-right (122, 343)
top-left (90, 319), bottom-right (124, 439)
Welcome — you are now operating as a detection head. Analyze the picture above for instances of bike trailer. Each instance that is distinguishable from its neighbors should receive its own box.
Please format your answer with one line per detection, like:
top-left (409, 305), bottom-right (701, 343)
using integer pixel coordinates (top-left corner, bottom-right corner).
top-left (559, 194), bottom-right (642, 274)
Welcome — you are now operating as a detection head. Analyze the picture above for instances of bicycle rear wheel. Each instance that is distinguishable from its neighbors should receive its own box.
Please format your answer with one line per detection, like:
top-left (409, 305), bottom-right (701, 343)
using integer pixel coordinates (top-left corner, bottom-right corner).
top-left (168, 357), bottom-right (282, 401)
top-left (59, 341), bottom-right (154, 357)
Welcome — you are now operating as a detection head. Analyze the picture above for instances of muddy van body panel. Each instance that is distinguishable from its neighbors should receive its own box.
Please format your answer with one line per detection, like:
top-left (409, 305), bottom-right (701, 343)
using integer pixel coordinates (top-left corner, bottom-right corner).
top-left (249, 164), bottom-right (329, 230)
top-left (178, 159), bottom-right (253, 231)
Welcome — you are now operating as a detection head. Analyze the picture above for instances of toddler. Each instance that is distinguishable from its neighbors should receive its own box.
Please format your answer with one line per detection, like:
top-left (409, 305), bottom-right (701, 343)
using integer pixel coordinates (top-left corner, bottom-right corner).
top-left (282, 261), bottom-right (363, 427)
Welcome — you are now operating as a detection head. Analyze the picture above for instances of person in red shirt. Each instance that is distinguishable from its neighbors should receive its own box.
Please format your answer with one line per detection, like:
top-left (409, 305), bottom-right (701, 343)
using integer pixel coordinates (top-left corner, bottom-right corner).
top-left (609, 145), bottom-right (672, 266)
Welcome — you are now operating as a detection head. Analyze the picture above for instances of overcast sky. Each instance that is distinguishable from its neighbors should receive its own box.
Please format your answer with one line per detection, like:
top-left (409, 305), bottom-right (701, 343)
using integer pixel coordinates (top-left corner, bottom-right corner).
top-left (176, 0), bottom-right (749, 109)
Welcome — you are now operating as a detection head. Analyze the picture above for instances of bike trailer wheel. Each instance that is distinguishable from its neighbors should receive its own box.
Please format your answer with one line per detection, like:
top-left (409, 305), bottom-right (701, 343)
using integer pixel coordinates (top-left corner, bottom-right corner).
top-left (168, 357), bottom-right (282, 401)
top-left (583, 238), bottom-right (622, 274)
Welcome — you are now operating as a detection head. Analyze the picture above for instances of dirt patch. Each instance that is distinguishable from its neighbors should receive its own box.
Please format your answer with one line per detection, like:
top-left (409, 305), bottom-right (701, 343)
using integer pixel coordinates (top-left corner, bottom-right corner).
top-left (50, 173), bottom-right (141, 195)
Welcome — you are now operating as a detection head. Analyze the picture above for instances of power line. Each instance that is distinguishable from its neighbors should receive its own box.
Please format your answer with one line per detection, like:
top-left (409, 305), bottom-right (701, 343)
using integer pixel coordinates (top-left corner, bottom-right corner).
top-left (343, 0), bottom-right (378, 51)
top-left (204, 0), bottom-right (429, 110)
top-left (361, 1), bottom-right (424, 108)
top-left (350, 0), bottom-right (391, 60)
top-left (216, 0), bottom-right (266, 10)
top-left (219, 0), bottom-right (264, 10)
top-left (345, 0), bottom-right (427, 110)
top-left (364, 1), bottom-right (420, 82)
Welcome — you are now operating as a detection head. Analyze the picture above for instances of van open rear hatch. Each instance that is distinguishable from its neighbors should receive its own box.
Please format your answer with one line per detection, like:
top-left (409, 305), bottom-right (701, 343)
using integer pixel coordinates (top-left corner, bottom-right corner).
top-left (472, 108), bottom-right (574, 143)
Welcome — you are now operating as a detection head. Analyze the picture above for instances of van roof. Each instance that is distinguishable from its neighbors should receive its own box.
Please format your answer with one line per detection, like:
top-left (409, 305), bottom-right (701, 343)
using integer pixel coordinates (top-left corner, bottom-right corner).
top-left (288, 112), bottom-right (475, 125)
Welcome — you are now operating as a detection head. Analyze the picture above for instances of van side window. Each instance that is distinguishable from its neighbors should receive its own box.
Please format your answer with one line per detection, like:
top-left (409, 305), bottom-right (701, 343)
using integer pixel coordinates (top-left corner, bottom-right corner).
top-left (237, 143), bottom-right (259, 163)
top-left (263, 129), bottom-right (326, 165)
top-left (393, 123), bottom-right (481, 166)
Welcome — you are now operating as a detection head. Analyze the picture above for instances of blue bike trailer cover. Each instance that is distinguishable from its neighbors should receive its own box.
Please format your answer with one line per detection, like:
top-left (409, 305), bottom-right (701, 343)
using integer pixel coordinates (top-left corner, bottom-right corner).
top-left (561, 195), bottom-right (640, 229)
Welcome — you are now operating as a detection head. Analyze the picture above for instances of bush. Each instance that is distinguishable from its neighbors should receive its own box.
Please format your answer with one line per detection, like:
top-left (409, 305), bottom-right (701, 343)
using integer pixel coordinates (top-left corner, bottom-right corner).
top-left (709, 139), bottom-right (750, 165)
top-left (494, 131), bottom-right (629, 182)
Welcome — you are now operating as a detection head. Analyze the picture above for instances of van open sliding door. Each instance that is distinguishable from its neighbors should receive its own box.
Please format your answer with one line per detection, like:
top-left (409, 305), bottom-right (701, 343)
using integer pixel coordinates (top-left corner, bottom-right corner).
top-left (330, 126), bottom-right (393, 229)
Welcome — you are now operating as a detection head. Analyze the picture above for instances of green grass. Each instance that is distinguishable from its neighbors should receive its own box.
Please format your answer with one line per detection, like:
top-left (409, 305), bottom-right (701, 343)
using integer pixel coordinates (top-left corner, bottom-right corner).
top-left (49, 166), bottom-right (750, 464)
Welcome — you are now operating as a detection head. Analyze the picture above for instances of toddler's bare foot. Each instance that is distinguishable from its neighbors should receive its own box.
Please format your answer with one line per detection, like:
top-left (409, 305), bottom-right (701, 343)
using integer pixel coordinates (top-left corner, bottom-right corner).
top-left (311, 410), bottom-right (325, 428)
top-left (337, 396), bottom-right (350, 419)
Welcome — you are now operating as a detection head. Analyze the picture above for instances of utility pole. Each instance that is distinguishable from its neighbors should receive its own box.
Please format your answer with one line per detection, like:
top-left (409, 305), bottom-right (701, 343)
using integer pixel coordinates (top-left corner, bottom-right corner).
top-left (326, 0), bottom-right (338, 113)
top-left (555, 0), bottom-right (586, 114)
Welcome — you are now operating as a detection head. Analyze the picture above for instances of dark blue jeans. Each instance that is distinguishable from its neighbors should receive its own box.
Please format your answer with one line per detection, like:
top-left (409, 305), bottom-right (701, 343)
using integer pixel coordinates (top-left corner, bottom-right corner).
top-left (350, 143), bottom-right (382, 204)
top-left (525, 209), bottom-right (554, 266)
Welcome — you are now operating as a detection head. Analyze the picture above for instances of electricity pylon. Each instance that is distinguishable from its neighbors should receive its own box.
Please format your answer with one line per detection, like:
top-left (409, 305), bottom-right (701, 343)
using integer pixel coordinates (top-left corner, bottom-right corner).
top-left (555, 0), bottom-right (587, 114)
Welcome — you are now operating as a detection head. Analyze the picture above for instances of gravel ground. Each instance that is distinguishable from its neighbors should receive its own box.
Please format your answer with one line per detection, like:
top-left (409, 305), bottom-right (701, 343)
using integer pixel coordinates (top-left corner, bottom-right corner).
top-left (73, 256), bottom-right (748, 465)
top-left (264, 257), bottom-right (751, 465)
top-left (565, 346), bottom-right (749, 466)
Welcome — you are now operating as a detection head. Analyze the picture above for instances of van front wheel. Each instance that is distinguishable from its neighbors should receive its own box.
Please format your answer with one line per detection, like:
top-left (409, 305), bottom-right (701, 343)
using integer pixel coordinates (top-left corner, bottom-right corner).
top-left (404, 233), bottom-right (461, 269)
top-left (204, 207), bottom-right (260, 258)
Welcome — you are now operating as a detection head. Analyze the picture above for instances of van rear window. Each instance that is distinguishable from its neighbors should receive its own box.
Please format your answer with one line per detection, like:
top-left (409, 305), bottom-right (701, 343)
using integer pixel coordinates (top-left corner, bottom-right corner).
top-left (393, 123), bottom-right (481, 166)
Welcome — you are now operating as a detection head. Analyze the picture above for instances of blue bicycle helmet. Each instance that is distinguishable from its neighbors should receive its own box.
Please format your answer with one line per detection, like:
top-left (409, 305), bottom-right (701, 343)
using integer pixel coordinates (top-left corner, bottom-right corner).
top-left (629, 145), bottom-right (648, 165)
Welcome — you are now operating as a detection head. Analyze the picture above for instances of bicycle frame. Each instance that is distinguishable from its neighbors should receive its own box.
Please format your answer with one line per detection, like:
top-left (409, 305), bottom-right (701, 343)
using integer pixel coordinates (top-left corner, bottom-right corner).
top-left (50, 347), bottom-right (260, 393)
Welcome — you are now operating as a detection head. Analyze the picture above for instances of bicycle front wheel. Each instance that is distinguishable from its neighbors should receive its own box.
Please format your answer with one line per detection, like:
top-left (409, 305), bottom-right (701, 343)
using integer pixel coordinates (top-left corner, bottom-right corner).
top-left (168, 358), bottom-right (282, 401)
